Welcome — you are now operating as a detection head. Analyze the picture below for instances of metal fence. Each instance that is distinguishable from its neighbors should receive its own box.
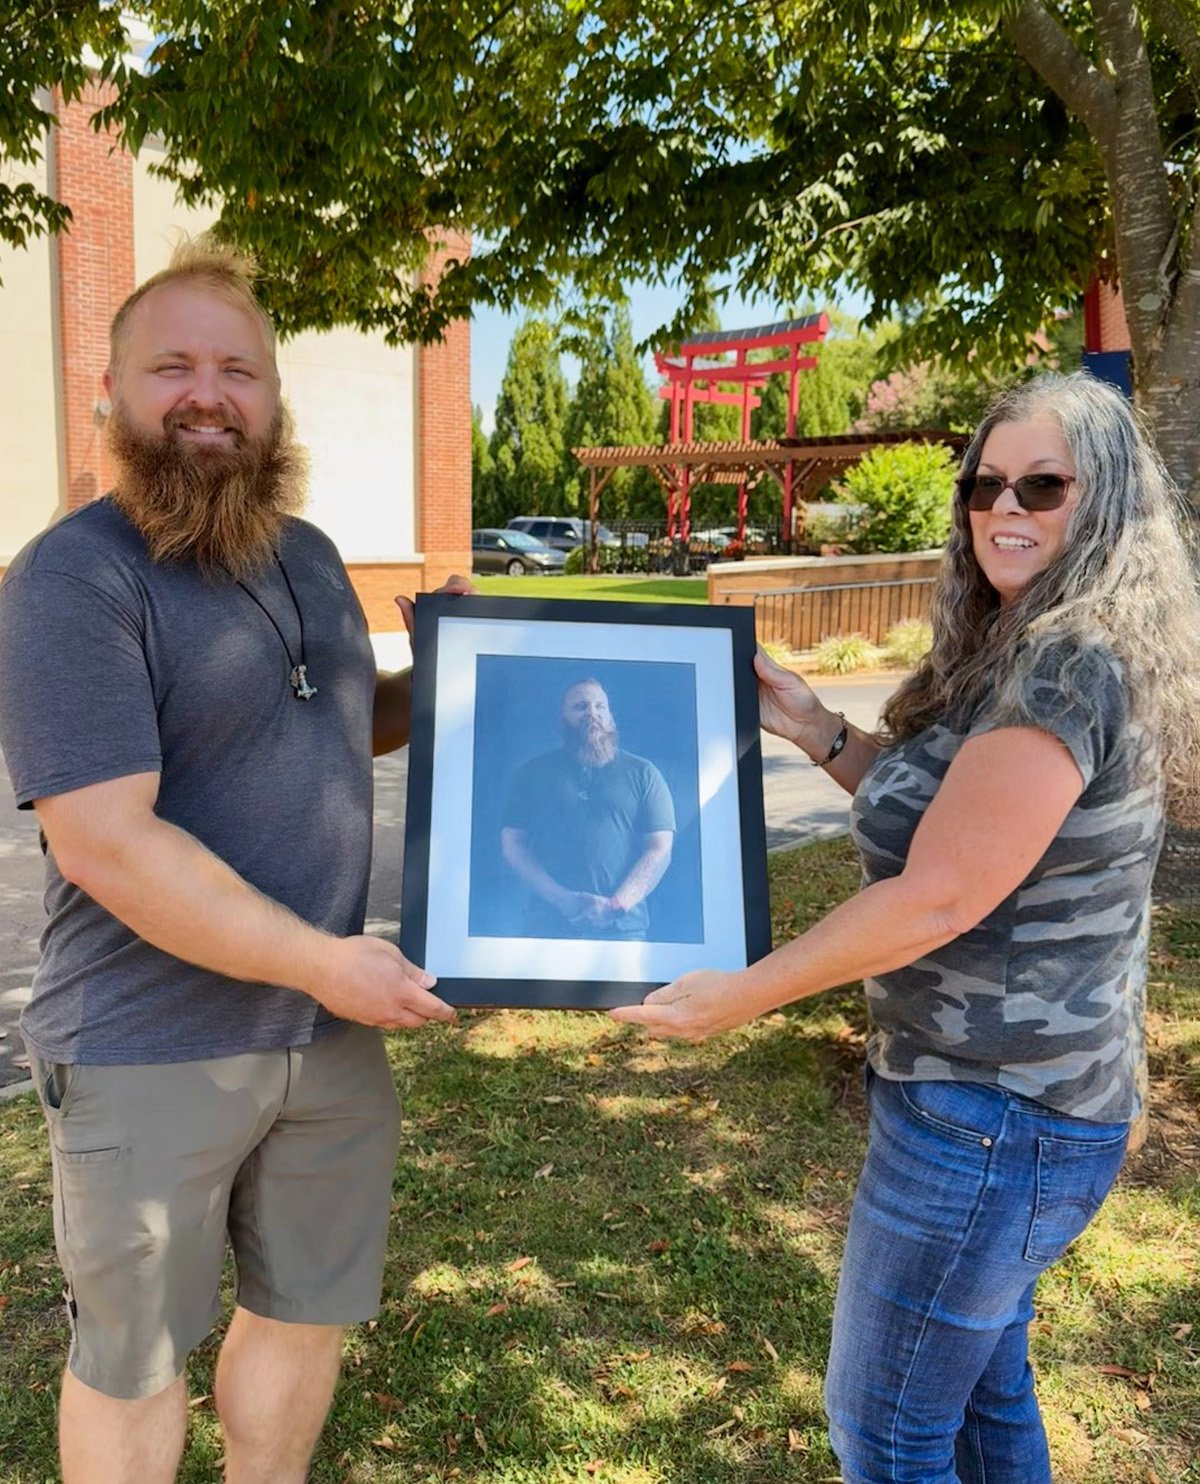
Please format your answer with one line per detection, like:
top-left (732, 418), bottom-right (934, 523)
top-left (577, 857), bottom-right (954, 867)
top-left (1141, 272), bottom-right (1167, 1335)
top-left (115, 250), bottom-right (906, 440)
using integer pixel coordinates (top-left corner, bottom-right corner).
top-left (751, 576), bottom-right (937, 650)
top-left (595, 520), bottom-right (789, 575)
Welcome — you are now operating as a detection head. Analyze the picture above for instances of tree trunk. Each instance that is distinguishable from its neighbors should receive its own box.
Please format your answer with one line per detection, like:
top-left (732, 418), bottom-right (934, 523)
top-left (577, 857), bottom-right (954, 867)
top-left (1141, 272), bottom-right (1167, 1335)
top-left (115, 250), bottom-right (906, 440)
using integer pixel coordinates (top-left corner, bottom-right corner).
top-left (1136, 353), bottom-right (1200, 513)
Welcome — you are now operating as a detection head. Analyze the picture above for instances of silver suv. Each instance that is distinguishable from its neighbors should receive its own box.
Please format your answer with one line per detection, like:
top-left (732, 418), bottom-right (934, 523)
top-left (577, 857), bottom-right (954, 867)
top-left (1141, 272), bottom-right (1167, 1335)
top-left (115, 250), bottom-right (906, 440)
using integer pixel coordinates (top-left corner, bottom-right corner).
top-left (506, 516), bottom-right (616, 551)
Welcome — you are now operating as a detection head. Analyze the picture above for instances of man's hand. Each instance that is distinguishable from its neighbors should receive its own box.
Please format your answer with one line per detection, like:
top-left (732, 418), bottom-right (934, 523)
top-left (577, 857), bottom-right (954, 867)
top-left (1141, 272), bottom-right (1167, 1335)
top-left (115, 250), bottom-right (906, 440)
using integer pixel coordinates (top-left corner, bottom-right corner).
top-left (565, 891), bottom-right (615, 926)
top-left (609, 969), bottom-right (752, 1042)
top-left (394, 573), bottom-right (476, 638)
top-left (314, 936), bottom-right (456, 1031)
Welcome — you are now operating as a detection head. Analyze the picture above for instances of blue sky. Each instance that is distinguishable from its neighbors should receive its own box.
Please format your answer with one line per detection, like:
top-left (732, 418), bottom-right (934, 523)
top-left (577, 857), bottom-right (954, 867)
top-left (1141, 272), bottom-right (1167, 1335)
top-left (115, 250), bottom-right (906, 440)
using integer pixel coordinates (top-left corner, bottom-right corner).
top-left (469, 281), bottom-right (870, 433)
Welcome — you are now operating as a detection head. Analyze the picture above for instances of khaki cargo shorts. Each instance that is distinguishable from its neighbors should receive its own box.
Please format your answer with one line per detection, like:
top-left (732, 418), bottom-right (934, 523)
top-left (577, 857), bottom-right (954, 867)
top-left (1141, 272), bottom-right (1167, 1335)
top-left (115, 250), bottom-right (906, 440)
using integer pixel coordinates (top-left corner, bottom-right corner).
top-left (30, 1021), bottom-right (401, 1400)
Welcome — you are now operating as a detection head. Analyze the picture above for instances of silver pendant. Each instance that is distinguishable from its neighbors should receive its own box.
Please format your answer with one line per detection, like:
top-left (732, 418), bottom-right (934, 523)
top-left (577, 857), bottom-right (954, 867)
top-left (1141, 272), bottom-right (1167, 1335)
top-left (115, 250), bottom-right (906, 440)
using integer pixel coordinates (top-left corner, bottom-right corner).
top-left (290, 664), bottom-right (317, 701)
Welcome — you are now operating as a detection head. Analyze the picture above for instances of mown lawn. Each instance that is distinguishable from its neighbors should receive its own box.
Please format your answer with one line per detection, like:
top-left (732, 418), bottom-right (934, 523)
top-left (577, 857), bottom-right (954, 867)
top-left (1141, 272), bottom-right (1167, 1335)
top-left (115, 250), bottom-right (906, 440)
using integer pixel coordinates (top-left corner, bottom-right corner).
top-left (1, 839), bottom-right (1197, 1483)
top-left (473, 575), bottom-right (710, 604)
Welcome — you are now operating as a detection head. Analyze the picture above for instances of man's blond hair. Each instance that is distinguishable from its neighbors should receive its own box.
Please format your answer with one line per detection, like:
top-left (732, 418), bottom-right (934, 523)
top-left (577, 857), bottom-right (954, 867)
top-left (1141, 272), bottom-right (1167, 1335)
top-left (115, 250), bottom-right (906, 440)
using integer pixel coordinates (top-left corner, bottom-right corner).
top-left (109, 234), bottom-right (278, 371)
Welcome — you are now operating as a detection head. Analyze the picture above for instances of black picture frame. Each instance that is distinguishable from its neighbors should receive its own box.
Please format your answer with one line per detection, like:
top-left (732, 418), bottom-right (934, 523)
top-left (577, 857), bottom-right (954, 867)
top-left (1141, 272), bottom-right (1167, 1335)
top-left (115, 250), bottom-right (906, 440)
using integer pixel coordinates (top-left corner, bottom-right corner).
top-left (400, 594), bottom-right (770, 1008)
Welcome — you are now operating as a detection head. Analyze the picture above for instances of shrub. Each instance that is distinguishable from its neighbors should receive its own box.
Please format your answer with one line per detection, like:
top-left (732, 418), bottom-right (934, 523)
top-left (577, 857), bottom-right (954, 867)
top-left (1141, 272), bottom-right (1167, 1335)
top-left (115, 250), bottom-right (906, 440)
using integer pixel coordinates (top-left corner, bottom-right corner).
top-left (563, 543), bottom-right (654, 575)
top-left (882, 618), bottom-right (934, 668)
top-left (760, 639), bottom-right (803, 666)
top-left (812, 633), bottom-right (883, 675)
top-left (836, 441), bottom-right (956, 554)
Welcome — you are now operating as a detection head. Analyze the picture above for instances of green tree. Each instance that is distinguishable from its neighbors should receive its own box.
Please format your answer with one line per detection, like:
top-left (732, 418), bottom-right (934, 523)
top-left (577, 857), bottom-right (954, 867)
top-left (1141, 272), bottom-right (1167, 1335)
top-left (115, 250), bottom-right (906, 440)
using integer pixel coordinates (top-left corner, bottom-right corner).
top-left (488, 319), bottom-right (570, 521)
top-left (0, 2), bottom-right (126, 252)
top-left (14, 3), bottom-right (1200, 499)
top-left (470, 404), bottom-right (498, 527)
top-left (563, 306), bottom-right (659, 519)
top-left (752, 310), bottom-right (883, 439)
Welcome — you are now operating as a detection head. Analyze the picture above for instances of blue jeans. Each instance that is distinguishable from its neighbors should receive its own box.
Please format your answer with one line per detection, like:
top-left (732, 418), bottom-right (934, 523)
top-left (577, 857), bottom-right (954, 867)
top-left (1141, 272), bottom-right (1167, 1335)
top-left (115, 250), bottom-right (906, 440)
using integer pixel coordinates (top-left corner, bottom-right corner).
top-left (825, 1069), bottom-right (1129, 1483)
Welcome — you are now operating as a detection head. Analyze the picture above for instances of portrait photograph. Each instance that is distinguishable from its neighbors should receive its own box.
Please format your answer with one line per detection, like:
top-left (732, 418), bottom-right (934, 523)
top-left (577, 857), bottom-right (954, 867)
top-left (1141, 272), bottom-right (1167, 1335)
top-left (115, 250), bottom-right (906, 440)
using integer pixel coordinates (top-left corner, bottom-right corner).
top-left (401, 595), bottom-right (769, 1008)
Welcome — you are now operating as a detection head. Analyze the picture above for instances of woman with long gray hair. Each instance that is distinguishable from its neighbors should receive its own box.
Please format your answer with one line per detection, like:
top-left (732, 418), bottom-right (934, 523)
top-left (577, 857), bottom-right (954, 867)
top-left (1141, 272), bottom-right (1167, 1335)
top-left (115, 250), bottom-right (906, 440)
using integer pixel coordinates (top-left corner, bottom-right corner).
top-left (613, 371), bottom-right (1200, 1483)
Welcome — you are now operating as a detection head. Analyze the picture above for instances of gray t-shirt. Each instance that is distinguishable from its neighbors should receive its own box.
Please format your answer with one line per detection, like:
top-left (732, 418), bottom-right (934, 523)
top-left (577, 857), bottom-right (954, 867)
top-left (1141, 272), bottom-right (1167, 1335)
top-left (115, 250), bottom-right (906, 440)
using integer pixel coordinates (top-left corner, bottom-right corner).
top-left (503, 749), bottom-right (675, 938)
top-left (850, 641), bottom-right (1164, 1123)
top-left (0, 499), bottom-right (376, 1065)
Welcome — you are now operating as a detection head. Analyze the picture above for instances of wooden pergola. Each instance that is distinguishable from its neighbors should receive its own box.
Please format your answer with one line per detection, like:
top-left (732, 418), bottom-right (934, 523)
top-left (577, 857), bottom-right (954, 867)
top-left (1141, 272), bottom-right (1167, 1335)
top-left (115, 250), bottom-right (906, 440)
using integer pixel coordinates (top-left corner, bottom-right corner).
top-left (573, 430), bottom-right (969, 568)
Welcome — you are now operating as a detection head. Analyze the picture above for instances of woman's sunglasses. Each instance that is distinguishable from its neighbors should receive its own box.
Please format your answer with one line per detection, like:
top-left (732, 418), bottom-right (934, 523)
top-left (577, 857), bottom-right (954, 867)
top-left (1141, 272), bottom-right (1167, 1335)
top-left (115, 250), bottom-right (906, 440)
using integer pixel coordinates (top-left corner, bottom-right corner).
top-left (956, 472), bottom-right (1076, 512)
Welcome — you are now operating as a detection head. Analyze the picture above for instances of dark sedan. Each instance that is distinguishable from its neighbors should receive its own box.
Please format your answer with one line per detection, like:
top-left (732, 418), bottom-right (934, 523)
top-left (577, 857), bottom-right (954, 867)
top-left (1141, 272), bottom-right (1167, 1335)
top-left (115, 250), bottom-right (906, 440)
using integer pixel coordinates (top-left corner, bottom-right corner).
top-left (471, 528), bottom-right (567, 576)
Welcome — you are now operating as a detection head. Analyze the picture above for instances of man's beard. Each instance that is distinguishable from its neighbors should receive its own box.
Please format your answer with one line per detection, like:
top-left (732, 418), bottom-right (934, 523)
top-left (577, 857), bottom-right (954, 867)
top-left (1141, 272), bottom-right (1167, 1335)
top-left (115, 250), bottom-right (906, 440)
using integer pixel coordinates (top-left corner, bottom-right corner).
top-left (106, 401), bottom-right (308, 580)
top-left (564, 717), bottom-right (619, 768)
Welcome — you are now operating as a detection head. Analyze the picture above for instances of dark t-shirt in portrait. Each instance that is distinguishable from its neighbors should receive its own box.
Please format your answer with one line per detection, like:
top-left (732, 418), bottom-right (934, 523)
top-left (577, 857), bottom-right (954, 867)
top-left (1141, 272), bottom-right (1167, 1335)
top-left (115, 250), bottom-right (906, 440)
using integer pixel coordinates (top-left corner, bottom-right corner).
top-left (0, 498), bottom-right (376, 1065)
top-left (503, 749), bottom-right (675, 938)
top-left (850, 640), bottom-right (1165, 1123)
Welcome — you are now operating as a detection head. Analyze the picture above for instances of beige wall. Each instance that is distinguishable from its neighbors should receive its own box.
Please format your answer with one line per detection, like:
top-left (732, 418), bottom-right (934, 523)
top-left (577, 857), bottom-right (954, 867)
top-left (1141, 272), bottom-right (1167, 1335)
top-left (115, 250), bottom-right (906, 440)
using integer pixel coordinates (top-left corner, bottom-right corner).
top-left (133, 145), bottom-right (418, 565)
top-left (0, 153), bottom-right (64, 561)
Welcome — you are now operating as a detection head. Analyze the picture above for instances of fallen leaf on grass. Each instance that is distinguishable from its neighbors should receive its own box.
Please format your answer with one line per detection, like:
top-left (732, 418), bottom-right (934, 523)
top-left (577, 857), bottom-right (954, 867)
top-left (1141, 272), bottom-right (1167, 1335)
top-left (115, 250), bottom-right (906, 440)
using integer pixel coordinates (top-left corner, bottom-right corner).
top-left (762, 1337), bottom-right (780, 1362)
top-left (584, 1461), bottom-right (606, 1476)
top-left (187, 1394), bottom-right (210, 1409)
top-left (507, 1256), bottom-right (534, 1272)
top-left (533, 1162), bottom-right (554, 1180)
top-left (1134, 1391), bottom-right (1152, 1412)
top-left (542, 1096), bottom-right (565, 1104)
top-left (485, 1302), bottom-right (509, 1317)
top-left (473, 1426), bottom-right (487, 1454)
top-left (372, 1393), bottom-right (404, 1412)
top-left (1173, 1322), bottom-right (1193, 1340)
top-left (726, 1360), bottom-right (752, 1373)
top-left (646, 1239), bottom-right (671, 1254)
top-left (1111, 1426), bottom-right (1150, 1445)
top-left (787, 1427), bottom-right (806, 1453)
top-left (1098, 1365), bottom-right (1140, 1379)
top-left (706, 1376), bottom-right (728, 1400)
top-left (371, 1435), bottom-right (396, 1451)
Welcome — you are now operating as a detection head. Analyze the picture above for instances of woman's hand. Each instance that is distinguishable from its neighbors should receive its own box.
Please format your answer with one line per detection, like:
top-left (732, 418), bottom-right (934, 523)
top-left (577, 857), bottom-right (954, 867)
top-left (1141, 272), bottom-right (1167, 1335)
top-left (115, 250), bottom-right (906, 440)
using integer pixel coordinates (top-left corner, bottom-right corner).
top-left (609, 969), bottom-right (755, 1042)
top-left (754, 648), bottom-right (828, 752)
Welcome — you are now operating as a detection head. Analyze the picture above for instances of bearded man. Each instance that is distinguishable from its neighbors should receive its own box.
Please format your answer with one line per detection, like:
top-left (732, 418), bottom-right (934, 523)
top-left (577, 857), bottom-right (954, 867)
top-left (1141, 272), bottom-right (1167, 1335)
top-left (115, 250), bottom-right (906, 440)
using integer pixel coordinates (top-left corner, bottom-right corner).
top-left (0, 239), bottom-right (457, 1484)
top-left (500, 678), bottom-right (675, 940)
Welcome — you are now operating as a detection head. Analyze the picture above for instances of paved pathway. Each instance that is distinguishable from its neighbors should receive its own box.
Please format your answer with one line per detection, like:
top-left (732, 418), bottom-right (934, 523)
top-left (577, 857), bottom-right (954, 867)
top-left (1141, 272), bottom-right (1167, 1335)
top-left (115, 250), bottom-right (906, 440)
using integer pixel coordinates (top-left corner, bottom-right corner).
top-left (0, 677), bottom-right (895, 1090)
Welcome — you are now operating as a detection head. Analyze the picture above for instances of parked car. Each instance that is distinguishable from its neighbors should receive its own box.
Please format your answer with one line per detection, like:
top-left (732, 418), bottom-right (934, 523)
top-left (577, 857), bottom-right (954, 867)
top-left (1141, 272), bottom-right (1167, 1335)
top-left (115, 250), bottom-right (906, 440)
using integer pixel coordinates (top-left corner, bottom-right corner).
top-left (471, 528), bottom-right (566, 576)
top-left (506, 516), bottom-right (618, 551)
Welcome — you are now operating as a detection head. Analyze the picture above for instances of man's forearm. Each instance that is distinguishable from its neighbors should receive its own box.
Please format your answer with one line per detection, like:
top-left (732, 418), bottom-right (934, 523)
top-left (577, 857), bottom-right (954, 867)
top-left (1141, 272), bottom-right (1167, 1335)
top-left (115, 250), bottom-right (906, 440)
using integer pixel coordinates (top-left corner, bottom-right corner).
top-left (610, 835), bottom-right (673, 912)
top-left (500, 828), bottom-right (573, 913)
top-left (373, 668), bottom-right (413, 756)
top-left (62, 812), bottom-right (336, 998)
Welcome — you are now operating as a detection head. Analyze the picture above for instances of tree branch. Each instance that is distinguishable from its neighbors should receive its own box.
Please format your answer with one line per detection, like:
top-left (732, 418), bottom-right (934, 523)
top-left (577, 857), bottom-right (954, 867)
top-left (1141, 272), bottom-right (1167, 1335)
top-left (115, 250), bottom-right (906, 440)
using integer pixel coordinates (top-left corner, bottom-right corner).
top-left (1141, 0), bottom-right (1200, 90)
top-left (1003, 1), bottom-right (1117, 161)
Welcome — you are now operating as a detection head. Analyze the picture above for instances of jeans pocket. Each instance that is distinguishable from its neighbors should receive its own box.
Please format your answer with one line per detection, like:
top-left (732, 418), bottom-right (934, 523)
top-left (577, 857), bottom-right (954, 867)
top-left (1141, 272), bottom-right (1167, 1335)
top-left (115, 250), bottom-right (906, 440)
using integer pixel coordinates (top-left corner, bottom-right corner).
top-left (1025, 1129), bottom-right (1129, 1264)
top-left (895, 1077), bottom-right (1006, 1145)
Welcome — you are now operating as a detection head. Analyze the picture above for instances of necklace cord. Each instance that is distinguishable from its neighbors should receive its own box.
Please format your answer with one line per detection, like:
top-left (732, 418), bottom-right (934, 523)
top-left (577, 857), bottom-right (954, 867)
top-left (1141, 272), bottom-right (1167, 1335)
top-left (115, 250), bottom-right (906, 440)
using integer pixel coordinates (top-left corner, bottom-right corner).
top-left (232, 556), bottom-right (315, 699)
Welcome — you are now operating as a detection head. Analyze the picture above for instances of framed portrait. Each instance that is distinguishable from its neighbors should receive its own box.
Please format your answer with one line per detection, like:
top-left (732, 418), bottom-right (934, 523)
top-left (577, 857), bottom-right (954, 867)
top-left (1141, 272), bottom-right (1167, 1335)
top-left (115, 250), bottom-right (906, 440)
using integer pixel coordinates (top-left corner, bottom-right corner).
top-left (400, 594), bottom-right (770, 1008)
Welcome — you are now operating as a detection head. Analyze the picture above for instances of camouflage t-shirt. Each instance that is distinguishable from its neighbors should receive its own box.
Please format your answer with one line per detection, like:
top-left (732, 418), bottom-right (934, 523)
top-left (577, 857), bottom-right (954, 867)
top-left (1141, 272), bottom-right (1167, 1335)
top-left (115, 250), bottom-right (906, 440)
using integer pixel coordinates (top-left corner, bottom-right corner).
top-left (850, 642), bottom-right (1164, 1123)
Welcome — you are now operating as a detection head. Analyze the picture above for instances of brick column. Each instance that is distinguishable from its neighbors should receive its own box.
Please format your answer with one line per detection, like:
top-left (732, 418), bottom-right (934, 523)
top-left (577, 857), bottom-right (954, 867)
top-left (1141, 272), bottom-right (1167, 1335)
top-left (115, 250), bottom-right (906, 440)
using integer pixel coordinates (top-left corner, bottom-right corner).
top-left (54, 80), bottom-right (135, 509)
top-left (416, 233), bottom-right (472, 589)
top-left (1083, 279), bottom-right (1130, 352)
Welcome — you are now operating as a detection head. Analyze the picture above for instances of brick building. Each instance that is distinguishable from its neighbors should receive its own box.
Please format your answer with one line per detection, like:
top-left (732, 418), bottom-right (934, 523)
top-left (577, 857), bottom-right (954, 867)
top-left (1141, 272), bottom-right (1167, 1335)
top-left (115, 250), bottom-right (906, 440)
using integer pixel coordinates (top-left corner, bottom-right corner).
top-left (0, 85), bottom-right (472, 663)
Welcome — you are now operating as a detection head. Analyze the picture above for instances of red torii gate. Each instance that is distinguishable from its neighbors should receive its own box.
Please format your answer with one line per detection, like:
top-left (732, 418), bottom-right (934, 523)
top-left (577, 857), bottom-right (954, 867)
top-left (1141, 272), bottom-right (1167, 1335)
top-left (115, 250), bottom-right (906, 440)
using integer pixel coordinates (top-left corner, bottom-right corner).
top-left (655, 313), bottom-right (829, 545)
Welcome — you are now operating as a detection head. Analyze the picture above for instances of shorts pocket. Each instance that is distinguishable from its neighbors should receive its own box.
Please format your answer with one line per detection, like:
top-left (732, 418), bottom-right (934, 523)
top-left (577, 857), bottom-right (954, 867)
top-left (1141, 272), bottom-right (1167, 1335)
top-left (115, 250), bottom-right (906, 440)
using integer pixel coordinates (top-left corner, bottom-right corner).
top-left (36, 1059), bottom-right (80, 1115)
top-left (1025, 1129), bottom-right (1129, 1264)
top-left (55, 1146), bottom-right (125, 1165)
